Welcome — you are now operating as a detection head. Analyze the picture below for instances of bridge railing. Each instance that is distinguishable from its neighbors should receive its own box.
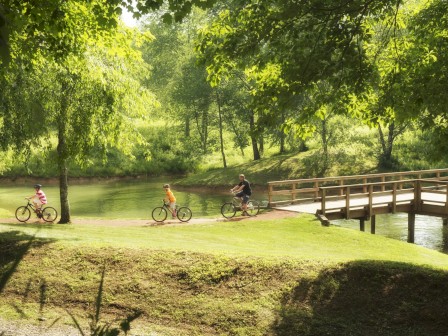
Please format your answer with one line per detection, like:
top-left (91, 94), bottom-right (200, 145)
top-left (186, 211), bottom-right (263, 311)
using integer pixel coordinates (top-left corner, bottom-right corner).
top-left (319, 179), bottom-right (448, 218)
top-left (267, 168), bottom-right (448, 207)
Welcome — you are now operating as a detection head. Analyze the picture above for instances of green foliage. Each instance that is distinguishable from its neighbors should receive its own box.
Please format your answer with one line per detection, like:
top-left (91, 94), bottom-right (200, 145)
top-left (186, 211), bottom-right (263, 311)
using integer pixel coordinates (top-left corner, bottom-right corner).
top-left (0, 0), bottom-right (217, 65)
top-left (196, 0), bottom-right (402, 111)
top-left (2, 0), bottom-right (448, 181)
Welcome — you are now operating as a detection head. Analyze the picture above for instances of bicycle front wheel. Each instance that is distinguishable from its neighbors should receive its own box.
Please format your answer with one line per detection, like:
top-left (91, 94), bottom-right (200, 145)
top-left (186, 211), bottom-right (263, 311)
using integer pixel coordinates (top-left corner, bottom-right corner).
top-left (221, 203), bottom-right (236, 218)
top-left (15, 206), bottom-right (31, 222)
top-left (42, 207), bottom-right (58, 222)
top-left (177, 207), bottom-right (192, 222)
top-left (152, 207), bottom-right (168, 222)
top-left (246, 200), bottom-right (260, 216)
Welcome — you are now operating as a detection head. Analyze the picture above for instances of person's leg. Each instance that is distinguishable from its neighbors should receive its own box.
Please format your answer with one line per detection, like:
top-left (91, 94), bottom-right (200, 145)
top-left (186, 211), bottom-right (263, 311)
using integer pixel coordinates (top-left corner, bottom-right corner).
top-left (242, 194), bottom-right (249, 212)
top-left (34, 199), bottom-right (43, 211)
top-left (170, 203), bottom-right (177, 218)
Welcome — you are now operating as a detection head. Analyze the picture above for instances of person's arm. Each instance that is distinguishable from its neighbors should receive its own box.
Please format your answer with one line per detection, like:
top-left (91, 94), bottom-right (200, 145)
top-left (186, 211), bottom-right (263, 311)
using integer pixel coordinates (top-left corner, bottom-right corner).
top-left (231, 184), bottom-right (243, 192)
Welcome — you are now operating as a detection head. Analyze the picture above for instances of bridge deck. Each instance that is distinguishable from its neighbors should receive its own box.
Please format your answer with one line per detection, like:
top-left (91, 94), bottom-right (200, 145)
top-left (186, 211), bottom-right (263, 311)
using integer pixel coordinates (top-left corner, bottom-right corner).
top-left (276, 191), bottom-right (446, 214)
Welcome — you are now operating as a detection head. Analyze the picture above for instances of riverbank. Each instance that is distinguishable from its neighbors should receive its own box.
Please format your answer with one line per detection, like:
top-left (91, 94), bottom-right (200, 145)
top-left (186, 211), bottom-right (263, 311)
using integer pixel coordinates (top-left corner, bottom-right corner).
top-left (0, 149), bottom-right (379, 188)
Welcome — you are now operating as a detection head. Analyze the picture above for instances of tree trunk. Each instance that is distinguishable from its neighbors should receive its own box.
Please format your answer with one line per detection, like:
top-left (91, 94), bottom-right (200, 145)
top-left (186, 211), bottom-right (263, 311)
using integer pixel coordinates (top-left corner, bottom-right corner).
top-left (58, 156), bottom-right (71, 224)
top-left (185, 115), bottom-right (190, 137)
top-left (249, 112), bottom-right (260, 160)
top-left (378, 123), bottom-right (394, 168)
top-left (279, 111), bottom-right (285, 153)
top-left (57, 91), bottom-right (71, 224)
top-left (215, 90), bottom-right (227, 168)
top-left (280, 133), bottom-right (285, 153)
top-left (320, 118), bottom-right (329, 175)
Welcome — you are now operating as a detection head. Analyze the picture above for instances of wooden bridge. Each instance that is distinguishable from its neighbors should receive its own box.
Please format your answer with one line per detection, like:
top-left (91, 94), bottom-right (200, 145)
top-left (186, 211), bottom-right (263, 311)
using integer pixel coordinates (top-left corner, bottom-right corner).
top-left (267, 168), bottom-right (448, 243)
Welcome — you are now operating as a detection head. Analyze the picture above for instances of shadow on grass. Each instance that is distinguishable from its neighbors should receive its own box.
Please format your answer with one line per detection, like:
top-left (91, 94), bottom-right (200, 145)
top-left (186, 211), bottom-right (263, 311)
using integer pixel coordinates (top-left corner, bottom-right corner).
top-left (68, 263), bottom-right (142, 336)
top-left (273, 260), bottom-right (448, 336)
top-left (0, 229), bottom-right (55, 294)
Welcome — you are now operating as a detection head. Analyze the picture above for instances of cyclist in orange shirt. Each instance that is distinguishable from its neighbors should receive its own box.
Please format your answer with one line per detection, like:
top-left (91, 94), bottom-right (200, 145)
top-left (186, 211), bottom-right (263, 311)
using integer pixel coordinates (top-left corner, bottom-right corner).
top-left (163, 184), bottom-right (177, 218)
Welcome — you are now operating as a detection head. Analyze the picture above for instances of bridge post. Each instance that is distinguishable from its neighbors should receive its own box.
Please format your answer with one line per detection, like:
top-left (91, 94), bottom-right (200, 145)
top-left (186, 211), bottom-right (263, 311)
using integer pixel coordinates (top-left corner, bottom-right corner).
top-left (370, 215), bottom-right (376, 234)
top-left (359, 218), bottom-right (365, 232)
top-left (413, 180), bottom-right (421, 212)
top-left (408, 212), bottom-right (415, 243)
top-left (345, 186), bottom-right (350, 219)
top-left (321, 188), bottom-right (326, 216)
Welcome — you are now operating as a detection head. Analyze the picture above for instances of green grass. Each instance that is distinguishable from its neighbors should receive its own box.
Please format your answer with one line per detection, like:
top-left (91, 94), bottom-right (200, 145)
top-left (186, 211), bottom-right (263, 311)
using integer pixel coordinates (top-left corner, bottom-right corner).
top-left (177, 149), bottom-right (378, 188)
top-left (177, 151), bottom-right (309, 187)
top-left (0, 214), bottom-right (445, 266)
top-left (2, 215), bottom-right (448, 335)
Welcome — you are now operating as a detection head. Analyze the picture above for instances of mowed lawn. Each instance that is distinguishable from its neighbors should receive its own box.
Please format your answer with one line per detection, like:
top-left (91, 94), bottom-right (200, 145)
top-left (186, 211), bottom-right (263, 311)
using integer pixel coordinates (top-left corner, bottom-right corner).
top-left (0, 213), bottom-right (446, 266)
top-left (2, 213), bottom-right (448, 336)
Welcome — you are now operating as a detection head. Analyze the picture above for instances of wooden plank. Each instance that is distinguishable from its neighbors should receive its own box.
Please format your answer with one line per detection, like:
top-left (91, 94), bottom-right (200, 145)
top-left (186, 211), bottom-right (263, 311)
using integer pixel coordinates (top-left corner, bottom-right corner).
top-left (408, 212), bottom-right (415, 243)
top-left (316, 213), bottom-right (330, 226)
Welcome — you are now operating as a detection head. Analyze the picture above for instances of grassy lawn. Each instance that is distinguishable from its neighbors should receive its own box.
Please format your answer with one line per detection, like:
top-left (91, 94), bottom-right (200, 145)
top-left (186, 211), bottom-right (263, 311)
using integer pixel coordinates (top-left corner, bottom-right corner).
top-left (1, 215), bottom-right (448, 335)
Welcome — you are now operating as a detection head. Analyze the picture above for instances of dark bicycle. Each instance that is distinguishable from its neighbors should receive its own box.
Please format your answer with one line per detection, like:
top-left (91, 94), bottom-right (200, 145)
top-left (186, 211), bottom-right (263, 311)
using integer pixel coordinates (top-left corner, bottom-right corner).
top-left (15, 198), bottom-right (58, 223)
top-left (221, 192), bottom-right (260, 218)
top-left (151, 201), bottom-right (192, 223)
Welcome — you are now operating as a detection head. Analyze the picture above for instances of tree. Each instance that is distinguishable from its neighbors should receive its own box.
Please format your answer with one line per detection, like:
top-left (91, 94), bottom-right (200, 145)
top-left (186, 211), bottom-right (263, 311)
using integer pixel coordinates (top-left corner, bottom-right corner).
top-left (0, 12), bottom-right (154, 223)
top-left (0, 0), bottom-right (217, 64)
top-left (389, 0), bottom-right (448, 155)
top-left (196, 0), bottom-right (403, 119)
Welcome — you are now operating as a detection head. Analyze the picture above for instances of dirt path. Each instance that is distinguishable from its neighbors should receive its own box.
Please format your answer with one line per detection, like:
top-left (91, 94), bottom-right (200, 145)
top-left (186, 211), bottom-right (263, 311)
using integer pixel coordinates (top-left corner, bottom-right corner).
top-left (0, 209), bottom-right (300, 227)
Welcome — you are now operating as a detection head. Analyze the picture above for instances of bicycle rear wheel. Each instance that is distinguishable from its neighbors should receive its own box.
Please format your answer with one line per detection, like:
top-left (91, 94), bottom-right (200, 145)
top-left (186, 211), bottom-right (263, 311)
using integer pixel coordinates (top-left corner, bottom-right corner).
top-left (221, 202), bottom-right (236, 218)
top-left (42, 207), bottom-right (58, 222)
top-left (246, 200), bottom-right (260, 216)
top-left (177, 207), bottom-right (192, 222)
top-left (152, 207), bottom-right (167, 222)
top-left (15, 206), bottom-right (31, 222)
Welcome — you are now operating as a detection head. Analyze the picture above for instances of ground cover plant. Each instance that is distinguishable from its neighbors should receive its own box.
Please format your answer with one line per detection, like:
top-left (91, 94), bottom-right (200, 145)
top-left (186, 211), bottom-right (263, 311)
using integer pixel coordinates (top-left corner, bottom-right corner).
top-left (1, 214), bottom-right (448, 335)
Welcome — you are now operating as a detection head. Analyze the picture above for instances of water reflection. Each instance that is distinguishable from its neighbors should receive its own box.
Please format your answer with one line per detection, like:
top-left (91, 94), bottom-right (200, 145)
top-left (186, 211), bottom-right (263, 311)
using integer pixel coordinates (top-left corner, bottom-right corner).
top-left (333, 213), bottom-right (448, 254)
top-left (0, 177), bottom-right (263, 220)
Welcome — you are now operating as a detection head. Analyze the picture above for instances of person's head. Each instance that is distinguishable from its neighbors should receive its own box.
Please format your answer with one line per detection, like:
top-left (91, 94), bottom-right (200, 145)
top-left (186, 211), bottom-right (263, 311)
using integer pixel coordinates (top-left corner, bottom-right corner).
top-left (239, 174), bottom-right (245, 181)
top-left (163, 184), bottom-right (170, 189)
top-left (34, 184), bottom-right (42, 190)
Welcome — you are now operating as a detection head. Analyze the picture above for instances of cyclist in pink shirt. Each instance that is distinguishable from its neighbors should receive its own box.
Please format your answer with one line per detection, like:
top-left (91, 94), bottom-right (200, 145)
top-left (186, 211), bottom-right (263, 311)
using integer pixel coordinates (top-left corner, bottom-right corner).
top-left (29, 184), bottom-right (47, 211)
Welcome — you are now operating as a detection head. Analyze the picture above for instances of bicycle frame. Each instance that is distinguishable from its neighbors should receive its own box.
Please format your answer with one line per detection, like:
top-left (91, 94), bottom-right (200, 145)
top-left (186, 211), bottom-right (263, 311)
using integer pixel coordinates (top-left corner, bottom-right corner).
top-left (232, 196), bottom-right (244, 210)
top-left (25, 200), bottom-right (39, 212)
top-left (163, 201), bottom-right (177, 214)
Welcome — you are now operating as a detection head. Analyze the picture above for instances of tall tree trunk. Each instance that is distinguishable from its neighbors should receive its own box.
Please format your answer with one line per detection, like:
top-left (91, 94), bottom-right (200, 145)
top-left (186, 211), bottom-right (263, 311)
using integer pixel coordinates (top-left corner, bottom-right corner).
top-left (378, 123), bottom-right (395, 168)
top-left (58, 162), bottom-right (70, 223)
top-left (57, 90), bottom-right (71, 224)
top-left (215, 90), bottom-right (227, 168)
top-left (185, 115), bottom-right (190, 137)
top-left (202, 110), bottom-right (208, 154)
top-left (320, 118), bottom-right (329, 176)
top-left (280, 133), bottom-right (285, 153)
top-left (249, 112), bottom-right (260, 160)
top-left (279, 111), bottom-right (286, 153)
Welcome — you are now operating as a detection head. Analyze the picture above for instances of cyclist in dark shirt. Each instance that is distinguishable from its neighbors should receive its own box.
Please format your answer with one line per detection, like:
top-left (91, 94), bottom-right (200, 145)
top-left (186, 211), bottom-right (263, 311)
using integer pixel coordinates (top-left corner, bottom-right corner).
top-left (230, 174), bottom-right (252, 215)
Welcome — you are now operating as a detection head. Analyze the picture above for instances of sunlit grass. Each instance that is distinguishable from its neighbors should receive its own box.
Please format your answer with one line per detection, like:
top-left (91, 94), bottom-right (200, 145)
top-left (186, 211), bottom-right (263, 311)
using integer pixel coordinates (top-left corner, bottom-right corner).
top-left (2, 214), bottom-right (448, 335)
top-left (2, 214), bottom-right (447, 269)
